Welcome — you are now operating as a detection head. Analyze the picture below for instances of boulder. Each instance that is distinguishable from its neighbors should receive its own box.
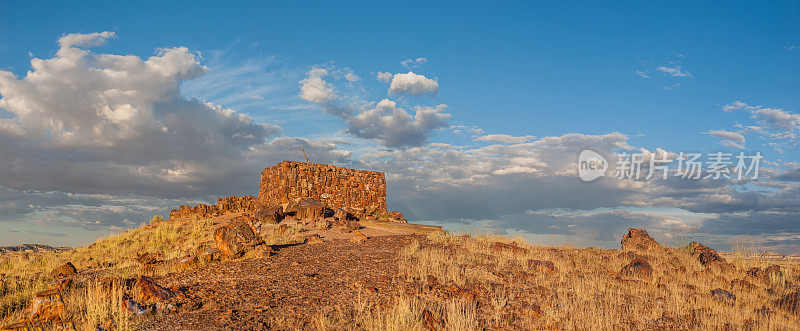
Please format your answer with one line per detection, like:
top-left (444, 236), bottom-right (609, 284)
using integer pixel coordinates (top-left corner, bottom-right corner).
top-left (710, 288), bottom-right (736, 305)
top-left (233, 215), bottom-right (262, 235)
top-left (620, 228), bottom-right (660, 251)
top-left (214, 220), bottom-right (262, 258)
top-left (253, 204), bottom-right (284, 225)
top-left (333, 208), bottom-right (356, 221)
top-left (133, 276), bottom-right (173, 304)
top-left (620, 258), bottom-right (653, 278)
top-left (49, 262), bottom-right (77, 279)
top-left (123, 297), bottom-right (152, 316)
top-left (351, 231), bottom-right (368, 244)
top-left (688, 242), bottom-right (729, 267)
top-left (765, 265), bottom-right (782, 280)
top-left (527, 259), bottom-right (556, 273)
top-left (287, 198), bottom-right (326, 220)
top-left (27, 289), bottom-right (66, 321)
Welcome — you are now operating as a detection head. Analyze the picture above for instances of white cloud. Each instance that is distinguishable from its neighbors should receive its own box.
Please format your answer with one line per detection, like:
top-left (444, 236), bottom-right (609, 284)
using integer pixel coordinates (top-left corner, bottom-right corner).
top-left (401, 57), bottom-right (428, 69)
top-left (657, 65), bottom-right (692, 78)
top-left (721, 101), bottom-right (800, 151)
top-left (347, 99), bottom-right (449, 148)
top-left (635, 70), bottom-right (650, 79)
top-left (376, 71), bottom-right (393, 83)
top-left (705, 129), bottom-right (746, 149)
top-left (345, 72), bottom-right (360, 82)
top-left (0, 32), bottom-right (364, 206)
top-left (475, 134), bottom-right (535, 144)
top-left (388, 71), bottom-right (439, 96)
top-left (299, 67), bottom-right (449, 147)
top-left (57, 31), bottom-right (117, 48)
top-left (299, 68), bottom-right (336, 104)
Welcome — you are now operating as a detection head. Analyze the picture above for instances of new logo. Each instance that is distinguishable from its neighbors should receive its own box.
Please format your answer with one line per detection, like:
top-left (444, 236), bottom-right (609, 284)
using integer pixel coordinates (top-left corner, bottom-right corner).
top-left (578, 150), bottom-right (608, 182)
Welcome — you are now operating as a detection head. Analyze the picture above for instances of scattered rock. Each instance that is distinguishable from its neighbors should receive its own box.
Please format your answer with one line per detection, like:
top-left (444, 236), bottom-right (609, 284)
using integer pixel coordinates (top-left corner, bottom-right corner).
top-left (618, 251), bottom-right (648, 261)
top-left (351, 231), bottom-right (368, 244)
top-left (123, 297), bottom-right (152, 316)
top-left (134, 252), bottom-right (164, 265)
top-left (254, 246), bottom-right (277, 258)
top-left (688, 242), bottom-right (725, 266)
top-left (214, 220), bottom-right (262, 258)
top-left (175, 255), bottom-right (197, 270)
top-left (49, 262), bottom-right (77, 279)
top-left (305, 234), bottom-right (324, 245)
top-left (776, 291), bottom-right (800, 313)
top-left (765, 265), bottom-right (782, 280)
top-left (133, 276), bottom-right (173, 304)
top-left (421, 308), bottom-right (443, 330)
top-left (755, 306), bottom-right (775, 317)
top-left (527, 259), bottom-right (555, 273)
top-left (200, 248), bottom-right (222, 263)
top-left (315, 218), bottom-right (333, 230)
top-left (345, 220), bottom-right (362, 232)
top-left (620, 228), bottom-right (660, 251)
top-left (491, 242), bottom-right (529, 255)
top-left (731, 279), bottom-right (756, 291)
top-left (620, 258), bottom-right (653, 278)
top-left (710, 288), bottom-right (735, 305)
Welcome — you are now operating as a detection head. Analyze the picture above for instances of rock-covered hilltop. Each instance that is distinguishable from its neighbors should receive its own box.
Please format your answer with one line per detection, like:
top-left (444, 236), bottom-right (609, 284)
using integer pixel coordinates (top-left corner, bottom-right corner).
top-left (169, 161), bottom-right (407, 223)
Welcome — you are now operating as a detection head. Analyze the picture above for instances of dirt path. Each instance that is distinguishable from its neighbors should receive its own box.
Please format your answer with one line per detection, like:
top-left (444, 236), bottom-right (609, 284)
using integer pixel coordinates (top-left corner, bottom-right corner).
top-left (141, 234), bottom-right (420, 330)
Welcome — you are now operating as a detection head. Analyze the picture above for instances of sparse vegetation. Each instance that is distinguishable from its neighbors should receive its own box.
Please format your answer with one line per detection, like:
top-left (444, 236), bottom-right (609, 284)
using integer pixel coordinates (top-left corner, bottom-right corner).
top-left (3, 216), bottom-right (800, 329)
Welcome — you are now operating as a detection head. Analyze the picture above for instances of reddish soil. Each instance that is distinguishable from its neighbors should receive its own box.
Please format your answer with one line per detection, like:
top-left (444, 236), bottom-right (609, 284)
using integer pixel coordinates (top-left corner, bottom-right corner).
top-left (141, 234), bottom-right (420, 329)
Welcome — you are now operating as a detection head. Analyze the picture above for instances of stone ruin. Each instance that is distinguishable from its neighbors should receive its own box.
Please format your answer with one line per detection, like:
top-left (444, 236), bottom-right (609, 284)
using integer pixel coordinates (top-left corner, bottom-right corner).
top-left (169, 161), bottom-right (406, 223)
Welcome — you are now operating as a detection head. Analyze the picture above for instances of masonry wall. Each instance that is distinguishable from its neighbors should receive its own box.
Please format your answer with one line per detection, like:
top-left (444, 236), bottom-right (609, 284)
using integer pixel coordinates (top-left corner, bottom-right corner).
top-left (259, 161), bottom-right (387, 215)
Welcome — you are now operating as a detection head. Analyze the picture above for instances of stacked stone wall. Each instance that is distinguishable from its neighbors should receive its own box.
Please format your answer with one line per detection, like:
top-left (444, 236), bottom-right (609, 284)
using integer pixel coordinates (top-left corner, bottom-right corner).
top-left (259, 161), bottom-right (387, 217)
top-left (169, 195), bottom-right (258, 220)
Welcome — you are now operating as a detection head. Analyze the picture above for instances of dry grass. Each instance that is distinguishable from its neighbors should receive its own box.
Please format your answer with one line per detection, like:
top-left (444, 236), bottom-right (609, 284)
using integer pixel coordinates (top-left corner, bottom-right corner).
top-left (0, 214), bottom-right (222, 328)
top-left (4, 215), bottom-right (800, 329)
top-left (385, 230), bottom-right (800, 329)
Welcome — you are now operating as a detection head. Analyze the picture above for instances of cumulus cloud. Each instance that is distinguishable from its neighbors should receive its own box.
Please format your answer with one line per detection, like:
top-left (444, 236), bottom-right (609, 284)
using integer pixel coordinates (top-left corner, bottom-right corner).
top-left (299, 68), bottom-right (336, 104)
top-left (347, 99), bottom-right (449, 148)
top-left (388, 71), bottom-right (439, 96)
top-left (57, 31), bottom-right (117, 48)
top-left (0, 32), bottom-right (361, 236)
top-left (376, 71), bottom-right (393, 83)
top-left (299, 67), bottom-right (450, 148)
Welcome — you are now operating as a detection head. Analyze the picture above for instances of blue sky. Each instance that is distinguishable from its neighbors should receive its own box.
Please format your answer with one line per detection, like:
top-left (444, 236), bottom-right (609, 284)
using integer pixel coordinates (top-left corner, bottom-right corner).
top-left (1, 1), bottom-right (799, 252)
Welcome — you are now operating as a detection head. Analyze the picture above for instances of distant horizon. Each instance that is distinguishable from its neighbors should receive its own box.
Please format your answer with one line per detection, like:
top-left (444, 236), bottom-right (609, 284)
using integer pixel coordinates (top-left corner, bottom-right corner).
top-left (1, 1), bottom-right (799, 253)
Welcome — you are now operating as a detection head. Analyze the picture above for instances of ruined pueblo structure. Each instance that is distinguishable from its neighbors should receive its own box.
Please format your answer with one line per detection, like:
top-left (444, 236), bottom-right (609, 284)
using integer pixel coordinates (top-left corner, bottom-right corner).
top-left (170, 161), bottom-right (405, 223)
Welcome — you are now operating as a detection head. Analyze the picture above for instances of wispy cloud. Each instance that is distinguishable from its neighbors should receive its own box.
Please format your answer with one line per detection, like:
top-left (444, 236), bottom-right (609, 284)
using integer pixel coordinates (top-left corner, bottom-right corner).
top-left (401, 57), bottom-right (428, 69)
top-left (657, 65), bottom-right (692, 77)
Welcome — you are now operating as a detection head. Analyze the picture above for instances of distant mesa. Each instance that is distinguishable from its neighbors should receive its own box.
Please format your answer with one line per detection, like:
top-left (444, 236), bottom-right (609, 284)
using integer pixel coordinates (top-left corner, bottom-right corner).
top-left (170, 161), bottom-right (407, 223)
top-left (0, 244), bottom-right (70, 254)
